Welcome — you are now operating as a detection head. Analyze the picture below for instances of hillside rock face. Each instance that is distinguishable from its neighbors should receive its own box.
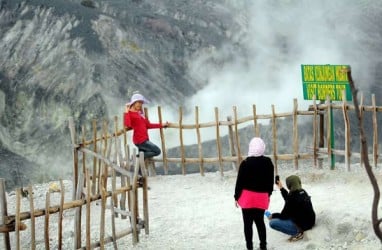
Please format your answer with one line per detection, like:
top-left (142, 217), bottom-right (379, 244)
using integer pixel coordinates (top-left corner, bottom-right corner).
top-left (0, 0), bottom-right (247, 189)
top-left (1, 0), bottom-right (382, 190)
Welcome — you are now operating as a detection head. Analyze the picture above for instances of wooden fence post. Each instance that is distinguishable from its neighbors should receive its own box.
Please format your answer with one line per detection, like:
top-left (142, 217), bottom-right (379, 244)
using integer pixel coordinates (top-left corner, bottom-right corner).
top-left (271, 105), bottom-right (278, 171)
top-left (44, 190), bottom-right (50, 250)
top-left (178, 107), bottom-right (185, 175)
top-left (74, 172), bottom-right (84, 249)
top-left (318, 100), bottom-right (325, 169)
top-left (68, 117), bottom-right (79, 201)
top-left (372, 94), bottom-right (379, 168)
top-left (81, 125), bottom-right (87, 187)
top-left (214, 107), bottom-right (223, 176)
top-left (359, 94), bottom-right (364, 167)
top-left (0, 178), bottom-right (11, 250)
top-left (233, 106), bottom-right (242, 163)
top-left (227, 116), bottom-right (238, 171)
top-left (342, 90), bottom-right (351, 171)
top-left (158, 106), bottom-right (168, 174)
top-left (85, 169), bottom-right (91, 249)
top-left (195, 106), bottom-right (204, 176)
top-left (92, 119), bottom-right (98, 195)
top-left (252, 104), bottom-right (259, 136)
top-left (326, 96), bottom-right (333, 169)
top-left (312, 96), bottom-right (318, 168)
top-left (58, 180), bottom-right (64, 250)
top-left (28, 185), bottom-right (36, 250)
top-left (293, 98), bottom-right (299, 170)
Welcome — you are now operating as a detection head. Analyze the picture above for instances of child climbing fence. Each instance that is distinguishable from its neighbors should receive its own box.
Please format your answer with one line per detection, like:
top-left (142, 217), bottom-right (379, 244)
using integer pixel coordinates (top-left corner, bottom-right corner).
top-left (0, 117), bottom-right (149, 249)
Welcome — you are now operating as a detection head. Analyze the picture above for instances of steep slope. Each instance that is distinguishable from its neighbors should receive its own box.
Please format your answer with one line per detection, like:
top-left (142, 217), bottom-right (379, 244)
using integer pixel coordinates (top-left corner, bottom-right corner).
top-left (1, 0), bottom-right (382, 190)
top-left (0, 0), bottom-right (247, 189)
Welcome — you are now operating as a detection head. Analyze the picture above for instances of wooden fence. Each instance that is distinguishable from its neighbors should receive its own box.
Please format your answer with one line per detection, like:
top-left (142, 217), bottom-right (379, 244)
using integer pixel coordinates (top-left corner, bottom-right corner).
top-left (1, 94), bottom-right (381, 249)
top-left (0, 117), bottom-right (150, 249)
top-left (130, 94), bottom-right (381, 175)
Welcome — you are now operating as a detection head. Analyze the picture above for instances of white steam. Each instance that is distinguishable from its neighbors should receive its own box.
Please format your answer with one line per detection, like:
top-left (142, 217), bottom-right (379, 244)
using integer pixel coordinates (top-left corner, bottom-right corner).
top-left (143, 1), bottom-right (382, 147)
top-left (185, 1), bottom-right (382, 120)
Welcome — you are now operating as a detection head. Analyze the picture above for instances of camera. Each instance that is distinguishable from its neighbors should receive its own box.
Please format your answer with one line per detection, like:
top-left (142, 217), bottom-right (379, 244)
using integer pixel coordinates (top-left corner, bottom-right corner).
top-left (275, 175), bottom-right (280, 184)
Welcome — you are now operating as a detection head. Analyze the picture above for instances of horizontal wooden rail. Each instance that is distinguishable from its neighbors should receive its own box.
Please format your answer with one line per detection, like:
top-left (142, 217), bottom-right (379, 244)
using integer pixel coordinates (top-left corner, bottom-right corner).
top-left (3, 186), bottom-right (131, 225)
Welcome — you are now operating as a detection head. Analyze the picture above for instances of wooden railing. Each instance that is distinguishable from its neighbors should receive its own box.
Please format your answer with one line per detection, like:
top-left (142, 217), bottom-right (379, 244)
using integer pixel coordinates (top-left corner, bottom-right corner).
top-left (0, 117), bottom-right (150, 249)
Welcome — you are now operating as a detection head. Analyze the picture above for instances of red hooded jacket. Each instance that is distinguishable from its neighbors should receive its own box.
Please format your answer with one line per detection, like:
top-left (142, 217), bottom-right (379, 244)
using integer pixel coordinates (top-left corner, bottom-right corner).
top-left (124, 111), bottom-right (162, 144)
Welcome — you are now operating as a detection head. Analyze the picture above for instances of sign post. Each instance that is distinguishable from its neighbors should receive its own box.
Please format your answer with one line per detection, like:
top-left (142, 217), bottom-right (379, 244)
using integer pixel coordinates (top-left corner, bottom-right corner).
top-left (301, 64), bottom-right (351, 169)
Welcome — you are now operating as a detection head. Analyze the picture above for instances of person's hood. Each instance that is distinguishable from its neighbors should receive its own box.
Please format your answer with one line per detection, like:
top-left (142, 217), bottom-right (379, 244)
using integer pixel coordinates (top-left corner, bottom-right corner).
top-left (286, 175), bottom-right (302, 192)
top-left (247, 137), bottom-right (265, 157)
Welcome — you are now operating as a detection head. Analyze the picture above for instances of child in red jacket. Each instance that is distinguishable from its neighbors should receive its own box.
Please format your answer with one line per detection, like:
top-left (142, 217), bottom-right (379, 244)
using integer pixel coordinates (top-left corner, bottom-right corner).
top-left (124, 93), bottom-right (168, 159)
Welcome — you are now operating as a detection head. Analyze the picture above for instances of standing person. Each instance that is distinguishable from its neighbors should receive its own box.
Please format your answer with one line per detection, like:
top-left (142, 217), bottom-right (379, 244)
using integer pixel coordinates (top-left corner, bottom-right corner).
top-left (234, 137), bottom-right (274, 250)
top-left (267, 175), bottom-right (315, 242)
top-left (123, 92), bottom-right (168, 159)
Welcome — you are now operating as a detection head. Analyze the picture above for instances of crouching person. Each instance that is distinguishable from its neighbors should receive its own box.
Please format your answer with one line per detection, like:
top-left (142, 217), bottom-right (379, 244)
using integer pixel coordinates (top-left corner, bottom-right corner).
top-left (267, 175), bottom-right (315, 242)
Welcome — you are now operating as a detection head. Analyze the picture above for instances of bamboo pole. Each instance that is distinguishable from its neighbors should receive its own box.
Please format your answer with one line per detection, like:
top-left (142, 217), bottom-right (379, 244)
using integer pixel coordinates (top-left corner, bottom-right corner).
top-left (44, 191), bottom-right (50, 250)
top-left (158, 106), bottom-right (168, 174)
top-left (179, 107), bottom-right (185, 175)
top-left (214, 107), bottom-right (223, 176)
top-left (372, 94), bottom-right (379, 168)
top-left (109, 187), bottom-right (117, 250)
top-left (92, 119), bottom-right (98, 195)
top-left (58, 180), bottom-right (65, 250)
top-left (252, 104), bottom-right (259, 136)
top-left (0, 178), bottom-right (11, 250)
top-left (195, 106), bottom-right (204, 176)
top-left (359, 94), bottom-right (364, 167)
top-left (68, 117), bottom-right (79, 200)
top-left (233, 106), bottom-right (242, 163)
top-left (271, 105), bottom-right (278, 172)
top-left (117, 138), bottom-right (127, 220)
top-left (82, 125), bottom-right (87, 185)
top-left (312, 96), bottom-right (318, 168)
top-left (74, 173), bottom-right (84, 249)
top-left (28, 185), bottom-right (36, 250)
top-left (15, 189), bottom-right (21, 250)
top-left (131, 154), bottom-right (140, 245)
top-left (79, 147), bottom-right (132, 177)
top-left (293, 98), bottom-right (299, 170)
top-left (5, 184), bottom-right (132, 225)
top-left (100, 120), bottom-right (109, 191)
top-left (100, 186), bottom-right (107, 249)
top-left (342, 91), bottom-right (351, 171)
top-left (80, 228), bottom-right (135, 250)
top-left (141, 150), bottom-right (149, 235)
top-left (227, 116), bottom-right (238, 171)
top-left (111, 144), bottom-right (119, 220)
top-left (112, 117), bottom-right (119, 217)
top-left (326, 96), bottom-right (332, 168)
top-left (318, 100), bottom-right (325, 169)
top-left (85, 169), bottom-right (91, 249)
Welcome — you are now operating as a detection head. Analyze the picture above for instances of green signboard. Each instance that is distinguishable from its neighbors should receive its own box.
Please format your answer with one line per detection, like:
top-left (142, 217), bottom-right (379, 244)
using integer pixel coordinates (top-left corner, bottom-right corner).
top-left (301, 64), bottom-right (352, 101)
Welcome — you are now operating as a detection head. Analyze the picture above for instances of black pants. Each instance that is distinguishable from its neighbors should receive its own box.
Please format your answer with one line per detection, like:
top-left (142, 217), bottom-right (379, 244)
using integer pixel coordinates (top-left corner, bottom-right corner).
top-left (241, 208), bottom-right (267, 250)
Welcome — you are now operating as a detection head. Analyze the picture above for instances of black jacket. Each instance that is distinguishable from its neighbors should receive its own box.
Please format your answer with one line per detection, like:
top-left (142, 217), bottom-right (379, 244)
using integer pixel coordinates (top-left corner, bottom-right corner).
top-left (272, 188), bottom-right (316, 231)
top-left (234, 156), bottom-right (274, 201)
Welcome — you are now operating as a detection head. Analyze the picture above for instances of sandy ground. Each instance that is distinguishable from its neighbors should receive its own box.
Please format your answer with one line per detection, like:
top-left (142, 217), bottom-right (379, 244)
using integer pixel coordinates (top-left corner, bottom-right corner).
top-left (2, 164), bottom-right (382, 250)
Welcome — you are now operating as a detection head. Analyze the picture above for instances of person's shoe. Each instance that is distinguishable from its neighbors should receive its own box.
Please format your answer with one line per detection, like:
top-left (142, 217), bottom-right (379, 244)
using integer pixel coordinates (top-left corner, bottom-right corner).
top-left (259, 242), bottom-right (267, 250)
top-left (137, 176), bottom-right (144, 187)
top-left (288, 232), bottom-right (304, 242)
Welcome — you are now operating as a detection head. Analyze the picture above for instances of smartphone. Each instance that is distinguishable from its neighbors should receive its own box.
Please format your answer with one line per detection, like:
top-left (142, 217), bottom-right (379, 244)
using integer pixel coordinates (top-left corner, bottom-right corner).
top-left (275, 175), bottom-right (280, 184)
